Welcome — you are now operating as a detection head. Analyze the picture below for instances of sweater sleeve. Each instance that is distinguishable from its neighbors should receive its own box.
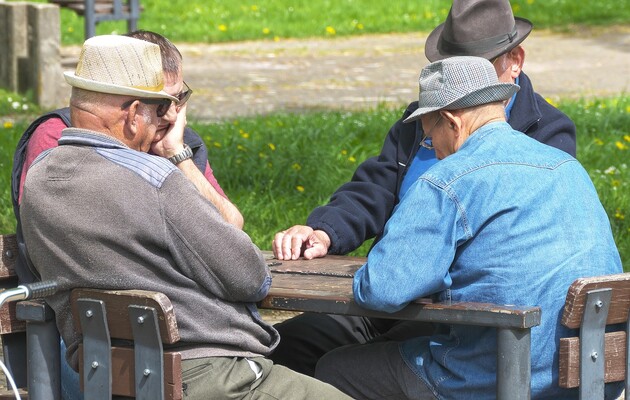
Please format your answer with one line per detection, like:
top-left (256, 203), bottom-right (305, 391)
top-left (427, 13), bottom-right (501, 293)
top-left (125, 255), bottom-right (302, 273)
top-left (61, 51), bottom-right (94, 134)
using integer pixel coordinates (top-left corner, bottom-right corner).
top-left (160, 173), bottom-right (270, 303)
top-left (306, 107), bottom-right (417, 255)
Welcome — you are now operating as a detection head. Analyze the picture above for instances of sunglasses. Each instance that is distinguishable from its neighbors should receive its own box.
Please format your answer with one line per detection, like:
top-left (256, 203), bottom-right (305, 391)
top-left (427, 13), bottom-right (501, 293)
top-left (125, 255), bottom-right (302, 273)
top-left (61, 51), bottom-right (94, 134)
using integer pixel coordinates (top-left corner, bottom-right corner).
top-left (174, 81), bottom-right (193, 111)
top-left (121, 98), bottom-right (173, 118)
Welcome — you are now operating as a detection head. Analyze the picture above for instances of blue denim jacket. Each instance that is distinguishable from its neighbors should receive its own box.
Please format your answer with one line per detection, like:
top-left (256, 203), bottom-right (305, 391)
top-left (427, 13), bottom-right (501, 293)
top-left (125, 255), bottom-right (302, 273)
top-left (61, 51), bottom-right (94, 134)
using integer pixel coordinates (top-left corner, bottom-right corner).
top-left (353, 122), bottom-right (623, 399)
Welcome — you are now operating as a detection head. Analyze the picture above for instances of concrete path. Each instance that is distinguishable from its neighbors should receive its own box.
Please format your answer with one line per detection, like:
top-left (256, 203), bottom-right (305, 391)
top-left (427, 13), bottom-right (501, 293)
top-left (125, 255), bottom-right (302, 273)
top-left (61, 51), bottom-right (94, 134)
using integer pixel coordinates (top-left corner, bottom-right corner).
top-left (57, 26), bottom-right (630, 122)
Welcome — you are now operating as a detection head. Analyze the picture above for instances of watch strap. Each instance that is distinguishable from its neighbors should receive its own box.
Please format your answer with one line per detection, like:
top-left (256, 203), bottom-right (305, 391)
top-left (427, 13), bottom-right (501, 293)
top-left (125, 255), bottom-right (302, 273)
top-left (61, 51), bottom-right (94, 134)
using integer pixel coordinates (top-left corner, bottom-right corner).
top-left (167, 144), bottom-right (193, 165)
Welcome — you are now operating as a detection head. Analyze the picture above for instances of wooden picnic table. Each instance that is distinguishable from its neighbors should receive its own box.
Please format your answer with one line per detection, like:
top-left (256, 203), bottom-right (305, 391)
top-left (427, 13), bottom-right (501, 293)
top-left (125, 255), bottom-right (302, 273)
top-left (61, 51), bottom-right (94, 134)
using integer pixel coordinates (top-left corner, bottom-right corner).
top-left (259, 252), bottom-right (541, 400)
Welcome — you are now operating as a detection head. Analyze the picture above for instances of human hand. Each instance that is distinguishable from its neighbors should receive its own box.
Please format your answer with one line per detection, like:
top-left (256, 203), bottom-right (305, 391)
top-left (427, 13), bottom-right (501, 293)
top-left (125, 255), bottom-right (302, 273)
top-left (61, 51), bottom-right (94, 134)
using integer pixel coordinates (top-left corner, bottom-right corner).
top-left (151, 103), bottom-right (187, 158)
top-left (273, 226), bottom-right (331, 260)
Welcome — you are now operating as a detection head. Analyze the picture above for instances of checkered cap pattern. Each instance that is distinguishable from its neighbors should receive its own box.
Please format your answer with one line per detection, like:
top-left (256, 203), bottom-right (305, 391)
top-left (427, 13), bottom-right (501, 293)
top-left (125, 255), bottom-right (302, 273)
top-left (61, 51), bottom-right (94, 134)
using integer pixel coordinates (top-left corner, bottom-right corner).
top-left (403, 56), bottom-right (519, 123)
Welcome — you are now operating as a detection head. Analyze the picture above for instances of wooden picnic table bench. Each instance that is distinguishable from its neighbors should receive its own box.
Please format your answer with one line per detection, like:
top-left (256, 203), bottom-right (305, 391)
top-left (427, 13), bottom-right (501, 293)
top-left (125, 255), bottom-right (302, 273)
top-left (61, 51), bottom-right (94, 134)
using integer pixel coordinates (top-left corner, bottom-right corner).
top-left (49, 0), bottom-right (141, 39)
top-left (0, 234), bottom-right (626, 399)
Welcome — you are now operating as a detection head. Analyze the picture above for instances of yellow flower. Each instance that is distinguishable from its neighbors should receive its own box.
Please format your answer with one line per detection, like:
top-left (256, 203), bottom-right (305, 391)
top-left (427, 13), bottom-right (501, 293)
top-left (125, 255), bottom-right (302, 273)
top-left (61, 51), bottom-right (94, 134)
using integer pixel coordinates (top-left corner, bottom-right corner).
top-left (341, 149), bottom-right (348, 155)
top-left (67, 26), bottom-right (74, 33)
top-left (296, 185), bottom-right (305, 192)
top-left (268, 143), bottom-right (276, 151)
top-left (218, 24), bottom-right (228, 32)
top-left (251, 5), bottom-right (259, 11)
top-left (274, 36), bottom-right (280, 42)
top-left (545, 97), bottom-right (557, 107)
top-left (614, 210), bottom-right (625, 220)
top-left (3, 121), bottom-right (13, 129)
top-left (615, 141), bottom-right (628, 150)
top-left (240, 129), bottom-right (249, 139)
top-left (213, 142), bottom-right (222, 148)
top-left (611, 179), bottom-right (621, 187)
top-left (237, 145), bottom-right (245, 151)
top-left (348, 156), bottom-right (356, 163)
top-left (624, 135), bottom-right (630, 143)
top-left (262, 27), bottom-right (270, 35)
top-left (625, 105), bottom-right (630, 113)
top-left (267, 162), bottom-right (273, 168)
top-left (423, 11), bottom-right (435, 19)
top-left (326, 26), bottom-right (336, 35)
top-left (292, 163), bottom-right (301, 171)
top-left (356, 23), bottom-right (364, 30)
top-left (593, 138), bottom-right (604, 146)
top-left (526, 0), bottom-right (535, 4)
top-left (513, 5), bottom-right (521, 12)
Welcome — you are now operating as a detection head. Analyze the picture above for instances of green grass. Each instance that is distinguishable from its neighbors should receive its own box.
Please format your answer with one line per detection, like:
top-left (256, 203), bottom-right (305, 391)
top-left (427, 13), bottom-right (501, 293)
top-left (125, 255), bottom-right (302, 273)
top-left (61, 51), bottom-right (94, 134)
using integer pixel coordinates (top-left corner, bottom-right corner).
top-left (2, 91), bottom-right (627, 268)
top-left (10, 0), bottom-right (630, 45)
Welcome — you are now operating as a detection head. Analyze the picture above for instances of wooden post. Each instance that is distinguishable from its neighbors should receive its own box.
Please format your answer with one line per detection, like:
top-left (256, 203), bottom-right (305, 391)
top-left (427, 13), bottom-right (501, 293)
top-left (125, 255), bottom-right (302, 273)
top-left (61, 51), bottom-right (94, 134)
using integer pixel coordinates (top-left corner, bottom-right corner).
top-left (26, 3), bottom-right (61, 108)
top-left (0, 2), bottom-right (61, 108)
top-left (0, 2), bottom-right (28, 93)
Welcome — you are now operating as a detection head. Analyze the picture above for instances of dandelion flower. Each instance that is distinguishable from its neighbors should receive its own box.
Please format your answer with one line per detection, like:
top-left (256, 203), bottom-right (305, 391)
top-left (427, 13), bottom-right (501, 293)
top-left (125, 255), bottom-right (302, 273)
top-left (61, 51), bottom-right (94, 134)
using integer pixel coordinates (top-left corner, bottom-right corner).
top-left (614, 210), bottom-right (625, 220)
top-left (545, 97), bottom-right (557, 107)
top-left (296, 185), bottom-right (305, 192)
top-left (624, 135), bottom-right (630, 143)
top-left (218, 24), bottom-right (228, 32)
top-left (268, 143), bottom-right (276, 151)
top-left (213, 142), bottom-right (222, 148)
top-left (593, 138), bottom-right (604, 146)
top-left (615, 141), bottom-right (628, 150)
top-left (262, 27), bottom-right (270, 35)
top-left (348, 156), bottom-right (356, 163)
top-left (292, 163), bottom-right (301, 171)
top-left (326, 26), bottom-right (336, 35)
top-left (3, 121), bottom-right (13, 129)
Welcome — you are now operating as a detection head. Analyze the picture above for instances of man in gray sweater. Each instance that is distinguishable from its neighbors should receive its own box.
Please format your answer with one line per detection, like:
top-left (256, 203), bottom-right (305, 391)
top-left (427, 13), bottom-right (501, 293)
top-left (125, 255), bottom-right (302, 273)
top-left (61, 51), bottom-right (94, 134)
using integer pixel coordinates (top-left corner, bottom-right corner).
top-left (20, 34), bottom-right (350, 399)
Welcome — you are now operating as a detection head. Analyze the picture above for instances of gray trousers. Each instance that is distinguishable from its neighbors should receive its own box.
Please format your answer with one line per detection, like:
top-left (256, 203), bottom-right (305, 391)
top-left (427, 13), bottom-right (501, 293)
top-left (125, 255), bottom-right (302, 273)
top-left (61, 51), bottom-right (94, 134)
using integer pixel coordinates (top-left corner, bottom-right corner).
top-left (180, 356), bottom-right (352, 399)
top-left (315, 341), bottom-right (437, 400)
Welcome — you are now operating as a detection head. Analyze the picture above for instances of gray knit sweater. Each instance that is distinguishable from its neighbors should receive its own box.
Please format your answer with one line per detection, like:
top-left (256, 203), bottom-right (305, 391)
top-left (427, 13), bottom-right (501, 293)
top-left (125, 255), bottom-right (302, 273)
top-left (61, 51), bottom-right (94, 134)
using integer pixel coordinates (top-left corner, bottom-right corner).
top-left (20, 128), bottom-right (278, 369)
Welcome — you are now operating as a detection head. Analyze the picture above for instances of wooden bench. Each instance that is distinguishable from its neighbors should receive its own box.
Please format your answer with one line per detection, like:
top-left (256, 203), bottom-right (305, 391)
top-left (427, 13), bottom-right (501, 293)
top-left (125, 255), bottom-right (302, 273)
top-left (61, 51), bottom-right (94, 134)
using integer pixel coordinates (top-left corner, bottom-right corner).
top-left (71, 288), bottom-right (183, 399)
top-left (559, 273), bottom-right (630, 399)
top-left (49, 0), bottom-right (141, 39)
top-left (0, 234), bottom-right (183, 399)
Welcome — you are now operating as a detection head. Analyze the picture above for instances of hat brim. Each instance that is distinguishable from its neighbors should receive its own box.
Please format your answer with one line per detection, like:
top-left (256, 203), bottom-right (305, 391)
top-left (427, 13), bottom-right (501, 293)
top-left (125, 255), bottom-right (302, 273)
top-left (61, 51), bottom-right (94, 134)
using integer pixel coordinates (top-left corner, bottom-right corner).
top-left (64, 72), bottom-right (178, 102)
top-left (424, 17), bottom-right (532, 62)
top-left (403, 82), bottom-right (519, 123)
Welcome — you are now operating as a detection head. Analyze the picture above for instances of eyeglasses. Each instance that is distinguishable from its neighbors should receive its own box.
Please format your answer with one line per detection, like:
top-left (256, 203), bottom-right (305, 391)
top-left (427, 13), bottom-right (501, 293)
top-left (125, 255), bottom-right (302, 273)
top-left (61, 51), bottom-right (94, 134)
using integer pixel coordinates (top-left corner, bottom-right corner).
top-left (121, 98), bottom-right (173, 118)
top-left (420, 115), bottom-right (442, 150)
top-left (174, 81), bottom-right (193, 111)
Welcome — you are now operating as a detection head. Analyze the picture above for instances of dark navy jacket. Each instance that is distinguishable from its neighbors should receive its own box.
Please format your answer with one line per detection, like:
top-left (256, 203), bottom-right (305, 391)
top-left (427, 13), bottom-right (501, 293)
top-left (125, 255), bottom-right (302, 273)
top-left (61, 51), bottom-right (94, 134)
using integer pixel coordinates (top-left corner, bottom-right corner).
top-left (307, 72), bottom-right (577, 255)
top-left (11, 107), bottom-right (210, 283)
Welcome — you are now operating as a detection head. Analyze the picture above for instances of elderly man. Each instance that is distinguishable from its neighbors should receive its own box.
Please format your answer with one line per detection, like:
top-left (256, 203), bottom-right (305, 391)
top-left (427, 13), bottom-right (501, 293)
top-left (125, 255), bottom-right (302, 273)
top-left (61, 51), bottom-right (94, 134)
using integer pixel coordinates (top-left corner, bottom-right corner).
top-left (270, 0), bottom-right (578, 376)
top-left (314, 56), bottom-right (623, 400)
top-left (19, 35), bottom-right (351, 400)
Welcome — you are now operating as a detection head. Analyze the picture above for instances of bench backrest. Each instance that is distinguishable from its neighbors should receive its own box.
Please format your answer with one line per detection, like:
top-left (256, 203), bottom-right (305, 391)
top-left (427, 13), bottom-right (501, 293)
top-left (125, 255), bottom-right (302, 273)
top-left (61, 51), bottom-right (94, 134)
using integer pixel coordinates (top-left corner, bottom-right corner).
top-left (71, 288), bottom-right (183, 399)
top-left (559, 273), bottom-right (630, 399)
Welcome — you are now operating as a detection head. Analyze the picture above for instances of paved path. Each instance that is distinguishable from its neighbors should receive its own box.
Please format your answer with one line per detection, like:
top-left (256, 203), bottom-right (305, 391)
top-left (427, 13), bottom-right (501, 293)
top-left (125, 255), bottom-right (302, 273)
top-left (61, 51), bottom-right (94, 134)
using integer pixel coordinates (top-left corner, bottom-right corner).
top-left (58, 26), bottom-right (630, 122)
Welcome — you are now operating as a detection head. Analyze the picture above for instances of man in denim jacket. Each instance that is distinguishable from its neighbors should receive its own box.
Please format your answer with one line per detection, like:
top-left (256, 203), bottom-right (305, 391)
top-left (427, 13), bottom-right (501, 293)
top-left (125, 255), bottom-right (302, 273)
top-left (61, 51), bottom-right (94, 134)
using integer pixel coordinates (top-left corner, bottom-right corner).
top-left (271, 0), bottom-right (578, 376)
top-left (314, 56), bottom-right (623, 400)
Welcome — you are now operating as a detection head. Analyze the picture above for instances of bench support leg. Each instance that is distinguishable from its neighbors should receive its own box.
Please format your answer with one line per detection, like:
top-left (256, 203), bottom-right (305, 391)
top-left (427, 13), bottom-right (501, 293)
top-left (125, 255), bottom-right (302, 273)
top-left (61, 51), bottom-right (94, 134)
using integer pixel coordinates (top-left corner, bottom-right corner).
top-left (129, 306), bottom-right (165, 400)
top-left (78, 299), bottom-right (112, 400)
top-left (497, 327), bottom-right (531, 400)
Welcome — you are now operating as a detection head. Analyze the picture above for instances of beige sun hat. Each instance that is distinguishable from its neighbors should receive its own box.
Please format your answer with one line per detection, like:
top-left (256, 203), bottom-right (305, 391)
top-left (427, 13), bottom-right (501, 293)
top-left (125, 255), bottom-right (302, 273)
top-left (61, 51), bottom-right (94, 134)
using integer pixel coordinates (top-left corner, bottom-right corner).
top-left (64, 35), bottom-right (178, 102)
top-left (403, 56), bottom-right (519, 123)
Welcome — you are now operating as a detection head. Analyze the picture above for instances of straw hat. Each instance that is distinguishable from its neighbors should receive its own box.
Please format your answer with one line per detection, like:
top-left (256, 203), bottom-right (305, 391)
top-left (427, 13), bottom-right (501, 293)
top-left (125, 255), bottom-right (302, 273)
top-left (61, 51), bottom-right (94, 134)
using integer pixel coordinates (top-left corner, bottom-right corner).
top-left (403, 56), bottom-right (519, 123)
top-left (425, 0), bottom-right (533, 62)
top-left (64, 35), bottom-right (178, 101)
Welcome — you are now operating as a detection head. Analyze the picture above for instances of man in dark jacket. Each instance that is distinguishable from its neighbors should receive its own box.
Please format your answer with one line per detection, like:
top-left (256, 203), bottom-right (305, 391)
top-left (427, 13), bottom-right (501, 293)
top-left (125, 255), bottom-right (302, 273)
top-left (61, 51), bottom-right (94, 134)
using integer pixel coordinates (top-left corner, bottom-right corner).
top-left (270, 0), bottom-right (577, 376)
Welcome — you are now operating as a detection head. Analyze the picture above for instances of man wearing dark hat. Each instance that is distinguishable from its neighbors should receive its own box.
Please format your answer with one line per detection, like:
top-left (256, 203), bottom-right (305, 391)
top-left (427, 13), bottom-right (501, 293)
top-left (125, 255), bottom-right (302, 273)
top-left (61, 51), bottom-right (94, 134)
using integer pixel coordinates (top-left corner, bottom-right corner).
top-left (314, 56), bottom-right (622, 399)
top-left (270, 0), bottom-right (578, 376)
top-left (19, 35), bottom-right (352, 400)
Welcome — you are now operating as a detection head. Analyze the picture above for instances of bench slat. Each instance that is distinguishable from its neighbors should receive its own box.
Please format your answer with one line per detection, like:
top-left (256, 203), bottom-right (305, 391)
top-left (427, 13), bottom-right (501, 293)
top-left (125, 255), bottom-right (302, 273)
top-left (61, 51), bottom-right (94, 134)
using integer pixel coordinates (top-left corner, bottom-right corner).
top-left (71, 289), bottom-right (180, 343)
top-left (78, 344), bottom-right (182, 400)
top-left (562, 273), bottom-right (630, 329)
top-left (558, 331), bottom-right (627, 388)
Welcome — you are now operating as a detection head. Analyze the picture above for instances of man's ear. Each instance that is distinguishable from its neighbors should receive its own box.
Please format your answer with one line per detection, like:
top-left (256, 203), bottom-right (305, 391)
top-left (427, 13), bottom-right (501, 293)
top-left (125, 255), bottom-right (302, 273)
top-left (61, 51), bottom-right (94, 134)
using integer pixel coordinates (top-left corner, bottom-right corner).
top-left (509, 46), bottom-right (525, 79)
top-left (440, 110), bottom-right (461, 132)
top-left (123, 100), bottom-right (140, 139)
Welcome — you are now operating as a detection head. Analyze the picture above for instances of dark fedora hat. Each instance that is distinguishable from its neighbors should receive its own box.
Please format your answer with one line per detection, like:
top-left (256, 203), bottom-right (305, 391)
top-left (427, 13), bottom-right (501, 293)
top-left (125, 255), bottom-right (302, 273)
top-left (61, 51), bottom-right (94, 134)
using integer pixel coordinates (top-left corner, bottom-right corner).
top-left (425, 0), bottom-right (533, 62)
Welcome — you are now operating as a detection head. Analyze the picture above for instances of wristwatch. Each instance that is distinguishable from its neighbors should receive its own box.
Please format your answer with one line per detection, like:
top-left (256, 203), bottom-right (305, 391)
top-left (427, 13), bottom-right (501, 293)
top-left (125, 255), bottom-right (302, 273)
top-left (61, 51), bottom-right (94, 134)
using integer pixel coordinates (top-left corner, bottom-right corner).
top-left (168, 144), bottom-right (193, 165)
